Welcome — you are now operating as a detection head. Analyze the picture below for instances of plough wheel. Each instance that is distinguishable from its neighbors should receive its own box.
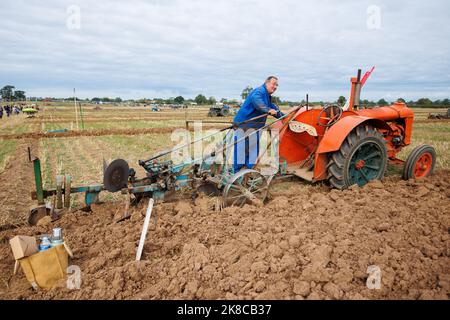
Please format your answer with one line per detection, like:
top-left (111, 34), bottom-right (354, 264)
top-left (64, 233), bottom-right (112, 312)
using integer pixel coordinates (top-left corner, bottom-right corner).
top-left (402, 144), bottom-right (436, 180)
top-left (328, 124), bottom-right (388, 189)
top-left (28, 206), bottom-right (51, 226)
top-left (222, 169), bottom-right (269, 207)
top-left (103, 159), bottom-right (129, 192)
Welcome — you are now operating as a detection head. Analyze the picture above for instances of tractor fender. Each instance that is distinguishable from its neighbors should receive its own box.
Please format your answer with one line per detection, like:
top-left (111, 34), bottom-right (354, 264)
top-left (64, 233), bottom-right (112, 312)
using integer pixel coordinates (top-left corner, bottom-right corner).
top-left (316, 115), bottom-right (390, 154)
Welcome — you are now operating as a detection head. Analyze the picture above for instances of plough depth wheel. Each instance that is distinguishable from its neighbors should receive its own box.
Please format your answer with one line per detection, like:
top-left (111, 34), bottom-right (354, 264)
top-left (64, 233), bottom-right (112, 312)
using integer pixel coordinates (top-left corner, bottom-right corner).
top-left (222, 169), bottom-right (269, 207)
top-left (103, 159), bottom-right (129, 192)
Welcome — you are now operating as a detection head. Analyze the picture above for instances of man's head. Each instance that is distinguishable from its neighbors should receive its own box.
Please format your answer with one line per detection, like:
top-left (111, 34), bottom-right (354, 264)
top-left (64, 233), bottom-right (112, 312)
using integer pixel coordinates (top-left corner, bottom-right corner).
top-left (265, 76), bottom-right (278, 95)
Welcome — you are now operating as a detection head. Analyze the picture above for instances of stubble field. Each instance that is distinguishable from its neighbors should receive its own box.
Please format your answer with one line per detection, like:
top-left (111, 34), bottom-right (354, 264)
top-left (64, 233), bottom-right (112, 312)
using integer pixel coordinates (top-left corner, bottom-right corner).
top-left (0, 103), bottom-right (448, 300)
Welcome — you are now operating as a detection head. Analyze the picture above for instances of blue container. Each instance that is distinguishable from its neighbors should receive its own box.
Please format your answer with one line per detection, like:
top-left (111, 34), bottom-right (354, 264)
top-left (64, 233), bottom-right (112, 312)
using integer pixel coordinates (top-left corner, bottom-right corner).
top-left (39, 236), bottom-right (51, 251)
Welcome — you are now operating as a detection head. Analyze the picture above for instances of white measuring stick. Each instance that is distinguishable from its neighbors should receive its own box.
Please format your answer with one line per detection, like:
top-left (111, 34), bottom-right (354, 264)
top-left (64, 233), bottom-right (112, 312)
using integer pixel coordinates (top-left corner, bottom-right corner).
top-left (136, 198), bottom-right (154, 261)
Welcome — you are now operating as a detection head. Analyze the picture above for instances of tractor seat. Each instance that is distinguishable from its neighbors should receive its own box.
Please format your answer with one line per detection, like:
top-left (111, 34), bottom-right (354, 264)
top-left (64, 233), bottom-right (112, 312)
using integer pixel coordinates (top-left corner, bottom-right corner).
top-left (289, 121), bottom-right (317, 136)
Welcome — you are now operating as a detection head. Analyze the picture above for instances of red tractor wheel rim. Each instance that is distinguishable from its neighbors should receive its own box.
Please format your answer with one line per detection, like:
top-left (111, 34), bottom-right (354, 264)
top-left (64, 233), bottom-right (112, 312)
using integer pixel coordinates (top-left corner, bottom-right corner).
top-left (355, 159), bottom-right (366, 170)
top-left (413, 153), bottom-right (433, 178)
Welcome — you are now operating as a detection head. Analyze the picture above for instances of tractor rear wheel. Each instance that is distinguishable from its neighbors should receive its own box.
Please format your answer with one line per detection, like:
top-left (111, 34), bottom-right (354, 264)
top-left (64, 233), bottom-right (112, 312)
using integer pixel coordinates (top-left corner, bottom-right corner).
top-left (402, 144), bottom-right (436, 180)
top-left (328, 124), bottom-right (388, 189)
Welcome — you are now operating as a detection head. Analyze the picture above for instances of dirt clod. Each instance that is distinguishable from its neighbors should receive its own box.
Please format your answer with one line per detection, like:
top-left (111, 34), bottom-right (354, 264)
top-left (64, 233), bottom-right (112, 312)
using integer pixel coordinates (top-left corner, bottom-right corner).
top-left (293, 280), bottom-right (311, 296)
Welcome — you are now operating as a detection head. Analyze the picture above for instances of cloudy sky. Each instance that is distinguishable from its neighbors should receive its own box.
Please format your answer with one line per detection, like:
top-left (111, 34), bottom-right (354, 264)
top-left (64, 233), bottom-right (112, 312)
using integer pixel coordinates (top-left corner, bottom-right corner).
top-left (0, 0), bottom-right (449, 101)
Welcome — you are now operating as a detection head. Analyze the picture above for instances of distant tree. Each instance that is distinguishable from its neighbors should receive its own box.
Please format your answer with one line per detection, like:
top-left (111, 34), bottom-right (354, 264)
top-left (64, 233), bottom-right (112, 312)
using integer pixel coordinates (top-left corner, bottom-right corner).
top-left (208, 96), bottom-right (216, 105)
top-left (337, 96), bottom-right (347, 106)
top-left (377, 98), bottom-right (388, 106)
top-left (220, 98), bottom-right (227, 103)
top-left (13, 90), bottom-right (26, 101)
top-left (416, 98), bottom-right (433, 106)
top-left (195, 94), bottom-right (208, 105)
top-left (434, 99), bottom-right (442, 105)
top-left (442, 98), bottom-right (450, 105)
top-left (241, 86), bottom-right (253, 100)
top-left (114, 97), bottom-right (122, 103)
top-left (174, 96), bottom-right (185, 104)
top-left (397, 98), bottom-right (406, 103)
top-left (91, 97), bottom-right (101, 102)
top-left (361, 99), bottom-right (370, 107)
top-left (271, 96), bottom-right (282, 105)
top-left (0, 85), bottom-right (15, 101)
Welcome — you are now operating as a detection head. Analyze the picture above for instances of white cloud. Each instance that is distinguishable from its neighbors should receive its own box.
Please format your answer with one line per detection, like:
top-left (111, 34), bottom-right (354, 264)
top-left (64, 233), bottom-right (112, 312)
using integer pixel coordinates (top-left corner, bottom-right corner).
top-left (0, 0), bottom-right (449, 101)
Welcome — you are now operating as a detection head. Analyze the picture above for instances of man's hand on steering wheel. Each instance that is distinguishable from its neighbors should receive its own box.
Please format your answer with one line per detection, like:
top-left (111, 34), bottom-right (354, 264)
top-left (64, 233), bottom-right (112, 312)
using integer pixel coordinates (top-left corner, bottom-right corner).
top-left (268, 109), bottom-right (277, 116)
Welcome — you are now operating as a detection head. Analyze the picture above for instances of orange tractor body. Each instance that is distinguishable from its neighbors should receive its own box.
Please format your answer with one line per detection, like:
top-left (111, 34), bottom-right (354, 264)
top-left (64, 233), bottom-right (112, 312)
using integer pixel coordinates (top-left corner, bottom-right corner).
top-left (274, 68), bottom-right (435, 188)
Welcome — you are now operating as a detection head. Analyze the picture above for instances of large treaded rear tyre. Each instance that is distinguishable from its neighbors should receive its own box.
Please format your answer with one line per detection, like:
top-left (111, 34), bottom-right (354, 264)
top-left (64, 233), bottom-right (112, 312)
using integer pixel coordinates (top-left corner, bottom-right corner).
top-left (327, 124), bottom-right (388, 189)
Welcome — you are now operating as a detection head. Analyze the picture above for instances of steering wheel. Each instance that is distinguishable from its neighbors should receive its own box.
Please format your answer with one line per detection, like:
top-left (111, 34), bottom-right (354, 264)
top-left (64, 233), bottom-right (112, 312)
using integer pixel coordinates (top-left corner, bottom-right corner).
top-left (317, 105), bottom-right (343, 127)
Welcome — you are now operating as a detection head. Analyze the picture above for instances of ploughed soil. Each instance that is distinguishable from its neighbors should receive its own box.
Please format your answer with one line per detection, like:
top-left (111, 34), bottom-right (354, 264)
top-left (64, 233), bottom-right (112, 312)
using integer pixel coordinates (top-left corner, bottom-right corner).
top-left (0, 172), bottom-right (449, 300)
top-left (0, 141), bottom-right (37, 230)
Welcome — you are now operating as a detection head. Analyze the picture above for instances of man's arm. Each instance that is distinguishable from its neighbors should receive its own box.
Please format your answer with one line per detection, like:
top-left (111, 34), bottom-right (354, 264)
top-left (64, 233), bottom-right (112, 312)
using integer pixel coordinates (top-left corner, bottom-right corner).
top-left (270, 103), bottom-right (285, 118)
top-left (252, 89), bottom-right (284, 117)
top-left (252, 90), bottom-right (272, 114)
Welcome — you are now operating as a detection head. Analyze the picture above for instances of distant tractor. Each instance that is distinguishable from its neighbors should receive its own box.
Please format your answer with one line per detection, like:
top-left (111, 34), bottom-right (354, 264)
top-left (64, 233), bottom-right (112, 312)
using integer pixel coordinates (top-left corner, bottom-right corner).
top-left (208, 104), bottom-right (233, 117)
top-left (428, 108), bottom-right (450, 119)
top-left (23, 106), bottom-right (38, 118)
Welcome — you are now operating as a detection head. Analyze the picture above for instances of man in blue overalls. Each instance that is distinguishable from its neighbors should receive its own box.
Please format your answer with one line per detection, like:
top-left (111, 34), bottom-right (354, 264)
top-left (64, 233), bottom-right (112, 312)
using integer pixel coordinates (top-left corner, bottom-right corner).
top-left (233, 76), bottom-right (284, 172)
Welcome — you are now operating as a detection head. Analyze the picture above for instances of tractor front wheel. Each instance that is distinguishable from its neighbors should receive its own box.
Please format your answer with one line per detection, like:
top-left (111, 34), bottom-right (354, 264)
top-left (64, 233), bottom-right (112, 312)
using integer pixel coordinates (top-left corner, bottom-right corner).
top-left (402, 144), bottom-right (436, 180)
top-left (328, 124), bottom-right (388, 189)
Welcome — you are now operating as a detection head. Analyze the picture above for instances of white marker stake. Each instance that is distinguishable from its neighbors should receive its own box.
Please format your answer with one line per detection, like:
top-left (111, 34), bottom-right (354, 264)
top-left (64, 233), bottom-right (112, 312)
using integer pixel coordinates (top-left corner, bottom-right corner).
top-left (136, 198), bottom-right (154, 261)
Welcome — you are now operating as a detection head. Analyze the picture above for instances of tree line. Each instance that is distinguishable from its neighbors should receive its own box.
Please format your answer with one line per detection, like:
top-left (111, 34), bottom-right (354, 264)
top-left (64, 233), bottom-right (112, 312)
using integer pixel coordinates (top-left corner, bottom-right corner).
top-left (2, 84), bottom-right (449, 107)
top-left (335, 96), bottom-right (450, 108)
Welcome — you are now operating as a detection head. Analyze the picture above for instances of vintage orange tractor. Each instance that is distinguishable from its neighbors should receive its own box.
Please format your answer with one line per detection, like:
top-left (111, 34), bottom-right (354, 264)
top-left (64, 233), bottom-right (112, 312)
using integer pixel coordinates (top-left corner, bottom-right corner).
top-left (28, 68), bottom-right (438, 224)
top-left (275, 67), bottom-right (437, 189)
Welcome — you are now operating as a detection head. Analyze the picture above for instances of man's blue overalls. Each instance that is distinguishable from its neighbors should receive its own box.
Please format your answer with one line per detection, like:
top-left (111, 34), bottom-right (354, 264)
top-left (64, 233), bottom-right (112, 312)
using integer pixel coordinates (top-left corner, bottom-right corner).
top-left (233, 84), bottom-right (284, 173)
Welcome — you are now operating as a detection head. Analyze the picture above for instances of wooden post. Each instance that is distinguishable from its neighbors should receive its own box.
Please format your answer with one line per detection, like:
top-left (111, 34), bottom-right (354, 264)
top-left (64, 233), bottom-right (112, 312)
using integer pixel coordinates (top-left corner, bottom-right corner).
top-left (74, 88), bottom-right (79, 130)
top-left (56, 175), bottom-right (63, 209)
top-left (64, 175), bottom-right (71, 209)
top-left (136, 198), bottom-right (154, 261)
